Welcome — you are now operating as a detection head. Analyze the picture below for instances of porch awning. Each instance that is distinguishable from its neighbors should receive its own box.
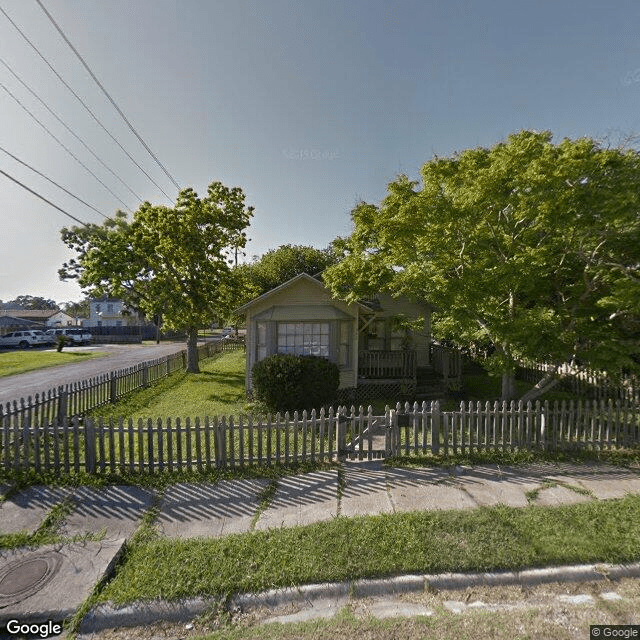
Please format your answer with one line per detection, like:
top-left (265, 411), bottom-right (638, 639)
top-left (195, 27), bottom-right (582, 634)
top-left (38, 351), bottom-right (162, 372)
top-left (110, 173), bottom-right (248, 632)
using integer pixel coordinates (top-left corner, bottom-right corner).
top-left (253, 305), bottom-right (353, 321)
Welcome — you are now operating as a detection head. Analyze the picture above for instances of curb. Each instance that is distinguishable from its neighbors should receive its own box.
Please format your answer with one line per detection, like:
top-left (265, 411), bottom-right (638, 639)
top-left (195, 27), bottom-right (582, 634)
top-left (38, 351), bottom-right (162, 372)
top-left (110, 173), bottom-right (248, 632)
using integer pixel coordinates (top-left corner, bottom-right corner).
top-left (78, 561), bottom-right (640, 633)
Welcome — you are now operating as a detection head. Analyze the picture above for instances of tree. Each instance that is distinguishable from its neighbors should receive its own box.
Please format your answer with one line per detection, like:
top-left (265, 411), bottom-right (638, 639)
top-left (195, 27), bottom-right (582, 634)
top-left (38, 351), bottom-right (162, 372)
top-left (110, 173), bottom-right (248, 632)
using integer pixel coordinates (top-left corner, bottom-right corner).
top-left (5, 295), bottom-right (59, 310)
top-left (234, 244), bottom-right (339, 306)
top-left (62, 298), bottom-right (90, 319)
top-left (323, 131), bottom-right (640, 401)
top-left (59, 181), bottom-right (254, 372)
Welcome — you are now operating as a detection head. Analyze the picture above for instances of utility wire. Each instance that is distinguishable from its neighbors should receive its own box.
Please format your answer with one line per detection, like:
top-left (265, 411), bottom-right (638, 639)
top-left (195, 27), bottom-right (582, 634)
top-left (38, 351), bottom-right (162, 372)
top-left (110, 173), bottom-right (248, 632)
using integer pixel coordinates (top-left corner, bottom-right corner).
top-left (0, 79), bottom-right (132, 211)
top-left (0, 5), bottom-right (174, 202)
top-left (0, 167), bottom-right (88, 226)
top-left (0, 144), bottom-right (109, 219)
top-left (0, 55), bottom-right (143, 203)
top-left (36, 0), bottom-right (181, 192)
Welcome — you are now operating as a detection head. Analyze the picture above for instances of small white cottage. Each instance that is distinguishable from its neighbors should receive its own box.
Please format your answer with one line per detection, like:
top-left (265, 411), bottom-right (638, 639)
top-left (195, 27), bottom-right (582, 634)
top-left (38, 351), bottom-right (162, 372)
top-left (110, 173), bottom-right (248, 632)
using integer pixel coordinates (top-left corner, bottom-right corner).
top-left (235, 273), bottom-right (434, 401)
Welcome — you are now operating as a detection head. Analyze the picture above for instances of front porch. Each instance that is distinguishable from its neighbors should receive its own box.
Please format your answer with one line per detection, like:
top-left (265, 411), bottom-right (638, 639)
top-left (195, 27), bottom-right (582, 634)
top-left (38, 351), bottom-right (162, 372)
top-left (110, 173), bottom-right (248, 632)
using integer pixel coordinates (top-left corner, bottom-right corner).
top-left (350, 344), bottom-right (463, 403)
top-left (358, 350), bottom-right (417, 381)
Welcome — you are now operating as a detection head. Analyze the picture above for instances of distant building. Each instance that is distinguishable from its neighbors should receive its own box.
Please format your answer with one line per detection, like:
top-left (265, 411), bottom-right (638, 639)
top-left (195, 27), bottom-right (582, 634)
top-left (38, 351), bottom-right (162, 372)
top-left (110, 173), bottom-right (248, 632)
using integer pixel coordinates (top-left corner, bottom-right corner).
top-left (88, 297), bottom-right (143, 327)
top-left (0, 309), bottom-right (77, 327)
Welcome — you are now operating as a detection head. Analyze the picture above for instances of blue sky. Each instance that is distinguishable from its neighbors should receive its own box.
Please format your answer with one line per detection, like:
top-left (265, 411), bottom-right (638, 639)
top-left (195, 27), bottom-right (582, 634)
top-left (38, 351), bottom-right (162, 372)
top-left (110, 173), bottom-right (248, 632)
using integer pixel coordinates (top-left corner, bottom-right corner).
top-left (1, 0), bottom-right (639, 304)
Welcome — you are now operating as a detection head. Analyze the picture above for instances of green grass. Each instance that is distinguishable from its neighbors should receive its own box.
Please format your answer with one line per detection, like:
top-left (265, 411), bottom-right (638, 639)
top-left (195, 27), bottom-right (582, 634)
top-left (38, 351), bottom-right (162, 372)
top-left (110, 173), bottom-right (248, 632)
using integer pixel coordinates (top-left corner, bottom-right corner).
top-left (0, 348), bottom-right (106, 377)
top-left (89, 349), bottom-right (248, 420)
top-left (97, 494), bottom-right (640, 606)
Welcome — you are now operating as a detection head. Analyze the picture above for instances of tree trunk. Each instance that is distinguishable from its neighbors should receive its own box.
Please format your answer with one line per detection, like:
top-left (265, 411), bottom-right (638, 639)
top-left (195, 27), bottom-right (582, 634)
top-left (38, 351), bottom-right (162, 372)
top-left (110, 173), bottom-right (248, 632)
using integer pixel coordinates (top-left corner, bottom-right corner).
top-left (519, 371), bottom-right (562, 403)
top-left (186, 328), bottom-right (199, 373)
top-left (501, 371), bottom-right (516, 401)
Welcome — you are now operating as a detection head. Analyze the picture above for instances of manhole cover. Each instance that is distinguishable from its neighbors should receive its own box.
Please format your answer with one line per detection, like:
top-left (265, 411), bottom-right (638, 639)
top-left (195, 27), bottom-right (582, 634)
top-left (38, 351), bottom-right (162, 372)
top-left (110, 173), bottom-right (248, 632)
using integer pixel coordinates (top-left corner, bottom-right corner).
top-left (0, 551), bottom-right (62, 607)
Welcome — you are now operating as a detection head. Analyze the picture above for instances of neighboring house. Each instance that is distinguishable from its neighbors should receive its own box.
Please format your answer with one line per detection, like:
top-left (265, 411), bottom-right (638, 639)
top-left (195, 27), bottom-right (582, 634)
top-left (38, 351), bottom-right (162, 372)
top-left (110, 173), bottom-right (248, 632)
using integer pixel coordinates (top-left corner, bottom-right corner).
top-left (0, 309), bottom-right (77, 327)
top-left (0, 314), bottom-right (42, 335)
top-left (88, 298), bottom-right (142, 327)
top-left (235, 273), bottom-right (437, 402)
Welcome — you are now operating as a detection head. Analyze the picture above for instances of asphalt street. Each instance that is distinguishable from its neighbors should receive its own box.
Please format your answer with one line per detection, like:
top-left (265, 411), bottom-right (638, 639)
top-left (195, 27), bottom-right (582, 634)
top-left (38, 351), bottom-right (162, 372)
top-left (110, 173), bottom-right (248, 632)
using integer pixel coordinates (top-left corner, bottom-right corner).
top-left (0, 341), bottom-right (194, 406)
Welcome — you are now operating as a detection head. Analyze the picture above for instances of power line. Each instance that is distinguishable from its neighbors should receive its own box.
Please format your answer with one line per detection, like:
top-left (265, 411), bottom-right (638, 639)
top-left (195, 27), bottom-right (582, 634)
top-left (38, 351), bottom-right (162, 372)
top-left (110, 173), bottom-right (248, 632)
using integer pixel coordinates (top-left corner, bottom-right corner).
top-left (0, 167), bottom-right (88, 226)
top-left (0, 79), bottom-right (133, 211)
top-left (0, 5), bottom-right (174, 203)
top-left (0, 55), bottom-right (143, 203)
top-left (36, 0), bottom-right (181, 192)
top-left (0, 143), bottom-right (109, 219)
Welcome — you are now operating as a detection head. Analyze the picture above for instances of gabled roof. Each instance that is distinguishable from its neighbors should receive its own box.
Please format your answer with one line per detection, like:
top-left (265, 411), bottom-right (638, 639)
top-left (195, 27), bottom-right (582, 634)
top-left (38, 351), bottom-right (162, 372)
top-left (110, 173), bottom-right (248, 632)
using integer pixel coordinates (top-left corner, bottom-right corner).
top-left (234, 273), bottom-right (374, 314)
top-left (0, 309), bottom-right (61, 319)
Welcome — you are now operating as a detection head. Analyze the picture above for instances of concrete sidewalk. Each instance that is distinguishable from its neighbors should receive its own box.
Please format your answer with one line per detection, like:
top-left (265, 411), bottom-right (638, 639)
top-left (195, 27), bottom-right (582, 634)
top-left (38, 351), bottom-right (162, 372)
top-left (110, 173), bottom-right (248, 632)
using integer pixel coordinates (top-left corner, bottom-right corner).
top-left (1, 461), bottom-right (639, 634)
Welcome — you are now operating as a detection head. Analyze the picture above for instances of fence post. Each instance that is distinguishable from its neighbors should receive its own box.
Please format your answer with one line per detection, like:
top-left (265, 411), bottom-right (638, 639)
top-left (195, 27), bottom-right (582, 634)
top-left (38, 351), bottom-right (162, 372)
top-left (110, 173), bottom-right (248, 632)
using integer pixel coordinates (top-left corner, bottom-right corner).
top-left (431, 400), bottom-right (440, 455)
top-left (58, 386), bottom-right (68, 423)
top-left (110, 371), bottom-right (117, 404)
top-left (142, 363), bottom-right (149, 388)
top-left (84, 418), bottom-right (96, 474)
top-left (336, 412), bottom-right (347, 461)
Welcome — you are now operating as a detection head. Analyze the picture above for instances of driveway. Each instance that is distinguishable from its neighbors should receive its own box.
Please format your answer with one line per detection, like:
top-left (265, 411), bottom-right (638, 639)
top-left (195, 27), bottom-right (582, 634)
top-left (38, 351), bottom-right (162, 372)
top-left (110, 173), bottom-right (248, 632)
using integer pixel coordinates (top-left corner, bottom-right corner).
top-left (0, 341), bottom-right (207, 407)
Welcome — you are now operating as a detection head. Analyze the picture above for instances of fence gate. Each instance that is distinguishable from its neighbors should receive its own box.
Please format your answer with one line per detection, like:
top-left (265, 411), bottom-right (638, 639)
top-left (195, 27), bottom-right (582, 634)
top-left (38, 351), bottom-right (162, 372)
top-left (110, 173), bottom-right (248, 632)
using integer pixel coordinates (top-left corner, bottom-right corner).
top-left (339, 410), bottom-right (390, 461)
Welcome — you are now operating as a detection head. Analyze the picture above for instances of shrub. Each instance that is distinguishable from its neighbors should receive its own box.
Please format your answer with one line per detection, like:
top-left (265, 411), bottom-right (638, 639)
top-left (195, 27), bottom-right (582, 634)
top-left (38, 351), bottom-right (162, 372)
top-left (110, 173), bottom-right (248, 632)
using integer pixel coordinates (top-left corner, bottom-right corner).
top-left (252, 354), bottom-right (340, 413)
top-left (56, 335), bottom-right (68, 352)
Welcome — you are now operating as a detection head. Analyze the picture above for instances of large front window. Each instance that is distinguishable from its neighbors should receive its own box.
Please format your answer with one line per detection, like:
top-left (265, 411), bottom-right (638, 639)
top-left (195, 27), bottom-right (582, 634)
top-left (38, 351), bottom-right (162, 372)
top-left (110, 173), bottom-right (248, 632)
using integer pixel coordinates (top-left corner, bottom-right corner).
top-left (277, 322), bottom-right (329, 356)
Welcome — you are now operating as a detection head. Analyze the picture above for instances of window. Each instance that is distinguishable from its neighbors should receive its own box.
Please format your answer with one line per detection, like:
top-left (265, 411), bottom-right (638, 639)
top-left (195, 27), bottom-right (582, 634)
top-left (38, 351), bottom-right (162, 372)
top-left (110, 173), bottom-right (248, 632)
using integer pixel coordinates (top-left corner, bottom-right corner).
top-left (256, 322), bottom-right (267, 361)
top-left (277, 322), bottom-right (329, 357)
top-left (95, 304), bottom-right (101, 312)
top-left (107, 304), bottom-right (113, 313)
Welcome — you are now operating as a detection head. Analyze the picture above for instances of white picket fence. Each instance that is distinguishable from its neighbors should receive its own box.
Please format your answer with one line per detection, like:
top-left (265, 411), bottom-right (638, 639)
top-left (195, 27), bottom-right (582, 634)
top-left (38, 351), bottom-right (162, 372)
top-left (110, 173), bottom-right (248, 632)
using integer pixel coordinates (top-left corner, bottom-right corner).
top-left (2, 399), bottom-right (638, 475)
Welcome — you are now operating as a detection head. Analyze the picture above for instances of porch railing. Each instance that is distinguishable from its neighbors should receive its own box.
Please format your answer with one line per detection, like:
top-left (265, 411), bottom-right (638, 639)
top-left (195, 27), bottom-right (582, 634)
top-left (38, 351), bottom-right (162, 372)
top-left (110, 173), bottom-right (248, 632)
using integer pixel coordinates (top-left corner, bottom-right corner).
top-left (358, 350), bottom-right (417, 380)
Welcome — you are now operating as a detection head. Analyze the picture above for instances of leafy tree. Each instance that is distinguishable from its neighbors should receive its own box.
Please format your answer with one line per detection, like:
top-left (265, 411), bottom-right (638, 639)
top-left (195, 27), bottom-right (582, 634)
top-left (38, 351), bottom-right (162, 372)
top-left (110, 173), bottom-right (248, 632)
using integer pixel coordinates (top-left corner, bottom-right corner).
top-left (323, 131), bottom-right (640, 401)
top-left (5, 295), bottom-right (59, 310)
top-left (62, 298), bottom-right (90, 318)
top-left (59, 181), bottom-right (253, 372)
top-left (233, 244), bottom-right (339, 309)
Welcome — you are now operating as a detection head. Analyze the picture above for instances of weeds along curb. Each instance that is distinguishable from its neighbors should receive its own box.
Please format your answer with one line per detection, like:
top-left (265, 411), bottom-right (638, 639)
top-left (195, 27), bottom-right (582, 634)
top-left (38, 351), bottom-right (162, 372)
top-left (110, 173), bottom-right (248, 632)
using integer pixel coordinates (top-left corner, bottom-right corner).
top-left (78, 561), bottom-right (640, 633)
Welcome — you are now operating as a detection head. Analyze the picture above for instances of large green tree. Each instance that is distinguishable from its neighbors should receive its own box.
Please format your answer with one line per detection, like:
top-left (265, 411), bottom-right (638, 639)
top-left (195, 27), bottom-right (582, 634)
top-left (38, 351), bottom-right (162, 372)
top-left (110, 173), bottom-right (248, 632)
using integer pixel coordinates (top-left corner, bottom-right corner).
top-left (233, 244), bottom-right (339, 309)
top-left (4, 295), bottom-right (59, 310)
top-left (324, 131), bottom-right (640, 400)
top-left (59, 181), bottom-right (253, 372)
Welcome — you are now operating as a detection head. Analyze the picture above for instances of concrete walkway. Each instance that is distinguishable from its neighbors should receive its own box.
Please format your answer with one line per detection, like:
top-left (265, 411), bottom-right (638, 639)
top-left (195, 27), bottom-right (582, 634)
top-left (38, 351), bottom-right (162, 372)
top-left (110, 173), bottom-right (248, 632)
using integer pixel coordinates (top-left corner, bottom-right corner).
top-left (1, 461), bottom-right (639, 633)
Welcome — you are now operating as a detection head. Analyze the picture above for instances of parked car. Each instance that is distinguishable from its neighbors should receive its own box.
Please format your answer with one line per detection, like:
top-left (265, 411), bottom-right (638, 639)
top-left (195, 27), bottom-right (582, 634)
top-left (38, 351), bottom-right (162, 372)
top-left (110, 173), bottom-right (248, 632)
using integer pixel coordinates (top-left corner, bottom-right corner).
top-left (0, 330), bottom-right (49, 348)
top-left (44, 328), bottom-right (93, 345)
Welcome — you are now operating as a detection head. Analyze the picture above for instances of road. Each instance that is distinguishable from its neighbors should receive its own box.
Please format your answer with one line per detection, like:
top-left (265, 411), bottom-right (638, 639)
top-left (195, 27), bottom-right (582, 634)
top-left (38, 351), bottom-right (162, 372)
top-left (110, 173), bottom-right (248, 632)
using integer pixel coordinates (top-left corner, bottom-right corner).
top-left (0, 341), bottom-right (199, 407)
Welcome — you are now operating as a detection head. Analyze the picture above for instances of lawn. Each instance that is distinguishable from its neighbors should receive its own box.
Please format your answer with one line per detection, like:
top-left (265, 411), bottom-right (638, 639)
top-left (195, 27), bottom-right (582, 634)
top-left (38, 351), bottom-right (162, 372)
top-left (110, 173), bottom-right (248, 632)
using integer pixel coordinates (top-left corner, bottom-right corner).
top-left (89, 348), bottom-right (248, 420)
top-left (0, 348), bottom-right (106, 378)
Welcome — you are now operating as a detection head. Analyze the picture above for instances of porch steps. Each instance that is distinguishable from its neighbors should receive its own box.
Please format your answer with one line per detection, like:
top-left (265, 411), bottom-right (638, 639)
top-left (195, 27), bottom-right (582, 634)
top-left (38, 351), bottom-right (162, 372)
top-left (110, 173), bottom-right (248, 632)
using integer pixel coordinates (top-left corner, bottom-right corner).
top-left (414, 365), bottom-right (447, 401)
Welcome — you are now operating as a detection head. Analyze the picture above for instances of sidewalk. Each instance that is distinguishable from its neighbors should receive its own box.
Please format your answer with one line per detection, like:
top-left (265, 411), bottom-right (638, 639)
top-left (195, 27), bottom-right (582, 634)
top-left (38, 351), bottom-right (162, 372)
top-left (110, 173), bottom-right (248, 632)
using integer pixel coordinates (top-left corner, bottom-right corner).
top-left (1, 460), bottom-right (639, 633)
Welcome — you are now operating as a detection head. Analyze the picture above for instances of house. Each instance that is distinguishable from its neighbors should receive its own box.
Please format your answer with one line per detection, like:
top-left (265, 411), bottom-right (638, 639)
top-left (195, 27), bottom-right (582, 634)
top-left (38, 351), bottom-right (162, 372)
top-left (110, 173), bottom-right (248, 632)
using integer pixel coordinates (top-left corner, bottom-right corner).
top-left (0, 309), bottom-right (77, 327)
top-left (88, 297), bottom-right (142, 327)
top-left (235, 273), bottom-right (446, 403)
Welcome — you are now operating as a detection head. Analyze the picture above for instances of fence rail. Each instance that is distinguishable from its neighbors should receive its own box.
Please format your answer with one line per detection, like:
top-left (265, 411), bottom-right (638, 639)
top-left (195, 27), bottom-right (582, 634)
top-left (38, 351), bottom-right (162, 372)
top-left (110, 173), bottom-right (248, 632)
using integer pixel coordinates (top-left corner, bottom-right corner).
top-left (358, 350), bottom-right (416, 379)
top-left (0, 338), bottom-right (245, 429)
top-left (516, 361), bottom-right (639, 404)
top-left (2, 399), bottom-right (638, 475)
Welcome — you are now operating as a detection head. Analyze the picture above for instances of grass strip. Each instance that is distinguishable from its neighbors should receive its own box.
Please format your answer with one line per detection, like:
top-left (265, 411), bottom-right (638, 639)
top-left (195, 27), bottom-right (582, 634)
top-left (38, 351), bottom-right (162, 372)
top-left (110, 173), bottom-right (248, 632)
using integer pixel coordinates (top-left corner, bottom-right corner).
top-left (0, 349), bottom-right (106, 378)
top-left (98, 494), bottom-right (640, 605)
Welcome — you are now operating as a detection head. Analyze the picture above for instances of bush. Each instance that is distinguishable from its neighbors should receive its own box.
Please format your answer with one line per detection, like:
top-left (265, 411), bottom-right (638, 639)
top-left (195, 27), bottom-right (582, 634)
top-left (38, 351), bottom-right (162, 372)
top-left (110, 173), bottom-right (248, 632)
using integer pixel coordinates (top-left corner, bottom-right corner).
top-left (56, 335), bottom-right (68, 352)
top-left (252, 354), bottom-right (340, 413)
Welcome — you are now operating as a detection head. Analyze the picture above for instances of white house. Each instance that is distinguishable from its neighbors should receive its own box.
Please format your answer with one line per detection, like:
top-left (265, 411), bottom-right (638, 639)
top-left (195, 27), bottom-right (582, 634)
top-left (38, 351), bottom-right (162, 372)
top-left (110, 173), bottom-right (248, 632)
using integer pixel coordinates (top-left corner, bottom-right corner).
top-left (88, 298), bottom-right (139, 327)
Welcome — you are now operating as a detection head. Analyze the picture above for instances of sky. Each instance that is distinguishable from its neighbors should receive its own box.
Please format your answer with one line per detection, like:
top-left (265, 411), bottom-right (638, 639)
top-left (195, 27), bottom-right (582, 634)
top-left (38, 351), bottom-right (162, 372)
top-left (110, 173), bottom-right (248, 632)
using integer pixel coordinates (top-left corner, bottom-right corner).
top-left (1, 0), bottom-right (640, 305)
